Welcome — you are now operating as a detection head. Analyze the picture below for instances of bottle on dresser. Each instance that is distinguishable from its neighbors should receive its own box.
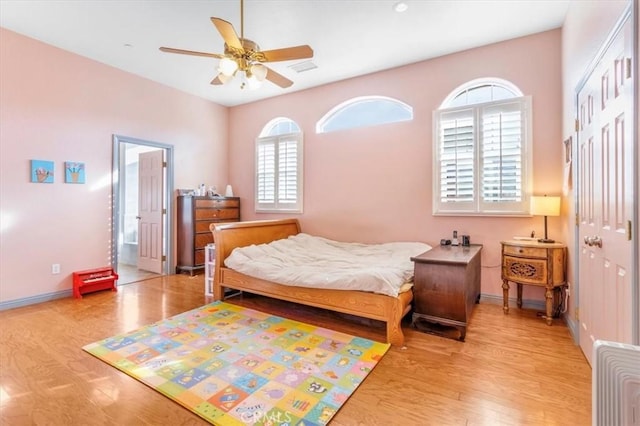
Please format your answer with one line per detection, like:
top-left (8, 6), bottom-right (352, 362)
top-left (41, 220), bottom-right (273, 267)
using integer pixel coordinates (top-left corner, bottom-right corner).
top-left (451, 230), bottom-right (459, 246)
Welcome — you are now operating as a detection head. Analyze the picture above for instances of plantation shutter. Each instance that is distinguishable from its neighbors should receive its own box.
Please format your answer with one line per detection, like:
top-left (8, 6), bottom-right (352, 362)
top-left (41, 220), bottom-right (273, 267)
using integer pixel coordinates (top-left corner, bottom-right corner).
top-left (277, 138), bottom-right (298, 205)
top-left (256, 134), bottom-right (303, 212)
top-left (434, 96), bottom-right (531, 215)
top-left (478, 99), bottom-right (529, 213)
top-left (481, 101), bottom-right (524, 205)
top-left (438, 109), bottom-right (475, 208)
top-left (256, 140), bottom-right (275, 204)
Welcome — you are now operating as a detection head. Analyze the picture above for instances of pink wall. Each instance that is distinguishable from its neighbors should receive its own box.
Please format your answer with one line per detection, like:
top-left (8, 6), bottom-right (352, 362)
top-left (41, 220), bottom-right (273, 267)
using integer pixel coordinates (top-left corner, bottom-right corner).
top-left (5, 12), bottom-right (626, 310)
top-left (0, 28), bottom-right (229, 303)
top-left (228, 30), bottom-right (564, 301)
top-left (561, 0), bottom-right (631, 330)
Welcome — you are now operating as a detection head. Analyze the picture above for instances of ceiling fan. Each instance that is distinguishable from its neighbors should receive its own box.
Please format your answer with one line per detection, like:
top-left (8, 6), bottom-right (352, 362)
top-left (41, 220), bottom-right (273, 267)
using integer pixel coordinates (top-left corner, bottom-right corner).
top-left (159, 0), bottom-right (313, 89)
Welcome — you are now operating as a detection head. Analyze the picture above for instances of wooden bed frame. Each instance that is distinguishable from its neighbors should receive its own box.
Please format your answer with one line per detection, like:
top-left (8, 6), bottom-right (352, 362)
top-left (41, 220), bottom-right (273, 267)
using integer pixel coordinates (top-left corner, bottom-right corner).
top-left (210, 219), bottom-right (413, 346)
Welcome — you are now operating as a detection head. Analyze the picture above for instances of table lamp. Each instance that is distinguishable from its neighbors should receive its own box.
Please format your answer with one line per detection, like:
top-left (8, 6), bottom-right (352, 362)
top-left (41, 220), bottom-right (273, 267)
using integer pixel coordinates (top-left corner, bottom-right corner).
top-left (531, 195), bottom-right (561, 243)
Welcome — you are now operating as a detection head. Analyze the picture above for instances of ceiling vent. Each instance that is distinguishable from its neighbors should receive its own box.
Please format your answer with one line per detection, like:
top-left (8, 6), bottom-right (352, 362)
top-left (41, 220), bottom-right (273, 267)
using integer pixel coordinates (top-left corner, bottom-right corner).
top-left (288, 60), bottom-right (318, 73)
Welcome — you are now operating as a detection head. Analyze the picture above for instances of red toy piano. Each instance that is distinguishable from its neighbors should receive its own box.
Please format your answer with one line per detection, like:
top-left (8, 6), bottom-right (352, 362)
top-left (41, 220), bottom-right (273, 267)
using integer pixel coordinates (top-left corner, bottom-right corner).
top-left (72, 267), bottom-right (119, 299)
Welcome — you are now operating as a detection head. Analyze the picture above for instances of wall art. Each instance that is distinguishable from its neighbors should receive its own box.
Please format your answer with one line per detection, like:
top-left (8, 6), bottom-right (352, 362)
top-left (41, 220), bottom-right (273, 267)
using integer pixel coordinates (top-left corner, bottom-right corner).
top-left (65, 161), bottom-right (85, 184)
top-left (30, 159), bottom-right (54, 183)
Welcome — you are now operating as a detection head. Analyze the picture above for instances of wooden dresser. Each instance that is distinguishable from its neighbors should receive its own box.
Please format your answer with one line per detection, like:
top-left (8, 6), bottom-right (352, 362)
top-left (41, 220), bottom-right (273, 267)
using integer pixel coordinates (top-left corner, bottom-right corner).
top-left (411, 244), bottom-right (482, 341)
top-left (501, 240), bottom-right (566, 325)
top-left (176, 196), bottom-right (240, 275)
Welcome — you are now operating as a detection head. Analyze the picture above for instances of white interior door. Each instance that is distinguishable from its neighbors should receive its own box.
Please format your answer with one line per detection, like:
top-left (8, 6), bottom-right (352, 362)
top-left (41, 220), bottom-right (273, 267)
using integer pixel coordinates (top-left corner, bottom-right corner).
top-left (137, 149), bottom-right (164, 273)
top-left (576, 12), bottom-right (634, 365)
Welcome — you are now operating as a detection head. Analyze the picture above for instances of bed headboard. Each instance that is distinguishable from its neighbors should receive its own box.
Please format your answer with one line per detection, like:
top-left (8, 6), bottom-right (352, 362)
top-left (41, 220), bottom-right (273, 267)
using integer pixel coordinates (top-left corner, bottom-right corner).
top-left (210, 218), bottom-right (301, 265)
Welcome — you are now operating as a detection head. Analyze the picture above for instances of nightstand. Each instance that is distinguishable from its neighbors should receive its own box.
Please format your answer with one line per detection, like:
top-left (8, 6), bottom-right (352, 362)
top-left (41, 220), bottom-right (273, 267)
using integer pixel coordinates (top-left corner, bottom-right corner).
top-left (500, 240), bottom-right (567, 325)
top-left (410, 244), bottom-right (482, 341)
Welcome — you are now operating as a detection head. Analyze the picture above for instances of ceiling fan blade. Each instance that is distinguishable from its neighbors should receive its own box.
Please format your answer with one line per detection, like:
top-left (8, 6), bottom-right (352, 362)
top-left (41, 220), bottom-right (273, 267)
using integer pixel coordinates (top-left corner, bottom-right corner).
top-left (260, 45), bottom-right (314, 62)
top-left (264, 66), bottom-right (293, 88)
top-left (160, 46), bottom-right (224, 59)
top-left (211, 17), bottom-right (243, 50)
top-left (211, 75), bottom-right (224, 85)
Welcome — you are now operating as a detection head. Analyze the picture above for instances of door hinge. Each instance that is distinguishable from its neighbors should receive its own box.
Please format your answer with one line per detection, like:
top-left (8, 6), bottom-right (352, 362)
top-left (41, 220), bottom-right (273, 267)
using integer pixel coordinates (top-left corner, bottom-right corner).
top-left (163, 161), bottom-right (167, 168)
top-left (575, 119), bottom-right (579, 132)
top-left (576, 213), bottom-right (580, 226)
top-left (626, 57), bottom-right (632, 79)
top-left (163, 208), bottom-right (167, 215)
top-left (162, 255), bottom-right (166, 261)
top-left (575, 307), bottom-right (579, 322)
top-left (626, 220), bottom-right (632, 241)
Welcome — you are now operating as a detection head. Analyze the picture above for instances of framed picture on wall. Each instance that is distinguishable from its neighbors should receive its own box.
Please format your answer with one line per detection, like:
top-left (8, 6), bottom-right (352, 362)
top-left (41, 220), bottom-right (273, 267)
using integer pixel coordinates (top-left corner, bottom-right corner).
top-left (65, 161), bottom-right (85, 184)
top-left (30, 159), bottom-right (54, 183)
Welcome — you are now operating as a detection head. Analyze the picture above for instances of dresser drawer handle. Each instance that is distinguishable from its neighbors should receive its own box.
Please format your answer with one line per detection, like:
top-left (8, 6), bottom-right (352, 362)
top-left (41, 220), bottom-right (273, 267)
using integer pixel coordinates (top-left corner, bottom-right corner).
top-left (518, 248), bottom-right (524, 253)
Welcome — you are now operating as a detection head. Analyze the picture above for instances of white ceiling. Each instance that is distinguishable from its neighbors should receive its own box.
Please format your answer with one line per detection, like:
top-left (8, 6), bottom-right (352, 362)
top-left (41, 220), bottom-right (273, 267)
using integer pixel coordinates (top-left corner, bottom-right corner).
top-left (0, 0), bottom-right (570, 107)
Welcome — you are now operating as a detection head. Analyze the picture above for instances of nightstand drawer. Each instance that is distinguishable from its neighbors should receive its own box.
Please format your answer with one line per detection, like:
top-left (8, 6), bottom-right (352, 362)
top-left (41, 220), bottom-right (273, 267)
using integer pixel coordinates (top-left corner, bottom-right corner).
top-left (503, 255), bottom-right (547, 285)
top-left (503, 245), bottom-right (547, 259)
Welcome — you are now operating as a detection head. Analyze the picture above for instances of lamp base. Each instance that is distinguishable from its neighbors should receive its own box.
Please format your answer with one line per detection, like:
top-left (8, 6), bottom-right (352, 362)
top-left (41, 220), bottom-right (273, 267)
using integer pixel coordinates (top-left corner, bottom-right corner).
top-left (537, 238), bottom-right (556, 243)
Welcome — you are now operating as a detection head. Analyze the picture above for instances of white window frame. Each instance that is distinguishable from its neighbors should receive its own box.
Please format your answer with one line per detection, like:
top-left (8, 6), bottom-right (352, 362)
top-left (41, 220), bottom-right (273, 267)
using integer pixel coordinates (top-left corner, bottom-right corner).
top-left (316, 95), bottom-right (413, 134)
top-left (433, 96), bottom-right (533, 216)
top-left (255, 132), bottom-right (303, 213)
top-left (440, 77), bottom-right (523, 108)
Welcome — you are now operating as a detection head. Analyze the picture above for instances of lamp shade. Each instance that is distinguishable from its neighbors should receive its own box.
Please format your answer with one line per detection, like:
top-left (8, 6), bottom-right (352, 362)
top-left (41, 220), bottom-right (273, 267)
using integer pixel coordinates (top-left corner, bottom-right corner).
top-left (245, 73), bottom-right (263, 90)
top-left (531, 195), bottom-right (561, 217)
top-left (250, 63), bottom-right (268, 81)
top-left (217, 73), bottom-right (233, 84)
top-left (218, 57), bottom-right (239, 76)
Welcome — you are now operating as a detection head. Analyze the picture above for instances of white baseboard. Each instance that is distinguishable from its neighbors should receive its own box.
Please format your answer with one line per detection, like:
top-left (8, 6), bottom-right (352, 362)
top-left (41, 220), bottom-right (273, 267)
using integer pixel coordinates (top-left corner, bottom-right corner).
top-left (0, 289), bottom-right (72, 311)
top-left (480, 293), bottom-right (546, 311)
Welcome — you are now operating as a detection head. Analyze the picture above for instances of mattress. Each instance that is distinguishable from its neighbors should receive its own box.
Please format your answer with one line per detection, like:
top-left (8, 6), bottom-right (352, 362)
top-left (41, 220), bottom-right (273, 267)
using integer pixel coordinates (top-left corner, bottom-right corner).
top-left (224, 233), bottom-right (432, 297)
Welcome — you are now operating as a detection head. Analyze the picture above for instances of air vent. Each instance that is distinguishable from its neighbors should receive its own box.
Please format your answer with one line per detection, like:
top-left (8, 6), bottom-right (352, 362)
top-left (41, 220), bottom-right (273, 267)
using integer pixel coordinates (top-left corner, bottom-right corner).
top-left (288, 60), bottom-right (317, 73)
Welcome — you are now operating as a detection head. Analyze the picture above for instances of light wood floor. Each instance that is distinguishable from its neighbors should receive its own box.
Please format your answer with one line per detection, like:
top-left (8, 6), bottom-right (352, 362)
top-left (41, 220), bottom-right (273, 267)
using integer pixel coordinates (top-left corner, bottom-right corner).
top-left (116, 263), bottom-right (161, 285)
top-left (0, 275), bottom-right (591, 425)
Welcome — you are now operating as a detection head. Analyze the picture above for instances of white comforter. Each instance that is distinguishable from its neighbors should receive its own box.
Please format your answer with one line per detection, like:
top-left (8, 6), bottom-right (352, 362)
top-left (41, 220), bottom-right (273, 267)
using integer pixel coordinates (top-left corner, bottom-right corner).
top-left (224, 233), bottom-right (432, 297)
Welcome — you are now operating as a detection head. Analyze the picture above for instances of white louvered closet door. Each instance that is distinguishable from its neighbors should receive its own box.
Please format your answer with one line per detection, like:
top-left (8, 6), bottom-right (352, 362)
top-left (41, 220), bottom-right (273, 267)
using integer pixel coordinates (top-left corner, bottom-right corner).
top-left (577, 11), bottom-right (634, 365)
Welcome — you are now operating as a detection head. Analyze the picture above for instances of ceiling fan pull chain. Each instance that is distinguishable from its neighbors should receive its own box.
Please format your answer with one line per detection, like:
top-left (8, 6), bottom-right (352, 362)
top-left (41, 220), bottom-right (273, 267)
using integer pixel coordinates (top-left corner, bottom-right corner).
top-left (240, 0), bottom-right (244, 40)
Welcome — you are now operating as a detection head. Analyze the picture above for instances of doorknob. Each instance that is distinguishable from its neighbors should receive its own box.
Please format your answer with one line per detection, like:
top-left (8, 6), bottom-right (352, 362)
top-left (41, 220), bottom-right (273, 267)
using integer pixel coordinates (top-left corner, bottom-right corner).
top-left (136, 216), bottom-right (141, 220)
top-left (584, 235), bottom-right (603, 248)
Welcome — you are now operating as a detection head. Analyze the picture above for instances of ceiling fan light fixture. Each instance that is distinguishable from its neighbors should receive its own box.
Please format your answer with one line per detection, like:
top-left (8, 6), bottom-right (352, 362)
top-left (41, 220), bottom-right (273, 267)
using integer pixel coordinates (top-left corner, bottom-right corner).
top-left (218, 72), bottom-right (234, 84)
top-left (246, 76), bottom-right (263, 90)
top-left (218, 57), bottom-right (239, 76)
top-left (393, 1), bottom-right (408, 12)
top-left (250, 63), bottom-right (268, 82)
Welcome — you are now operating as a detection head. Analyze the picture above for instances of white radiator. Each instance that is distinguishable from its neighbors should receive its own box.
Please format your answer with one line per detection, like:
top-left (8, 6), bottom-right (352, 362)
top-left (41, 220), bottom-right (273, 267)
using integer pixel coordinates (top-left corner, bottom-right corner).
top-left (593, 340), bottom-right (640, 426)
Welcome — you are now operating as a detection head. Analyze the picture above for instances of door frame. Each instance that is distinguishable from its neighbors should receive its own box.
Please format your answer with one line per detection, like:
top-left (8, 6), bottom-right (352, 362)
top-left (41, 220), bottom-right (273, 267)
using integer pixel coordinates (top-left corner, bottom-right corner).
top-left (573, 3), bottom-right (639, 346)
top-left (111, 134), bottom-right (175, 276)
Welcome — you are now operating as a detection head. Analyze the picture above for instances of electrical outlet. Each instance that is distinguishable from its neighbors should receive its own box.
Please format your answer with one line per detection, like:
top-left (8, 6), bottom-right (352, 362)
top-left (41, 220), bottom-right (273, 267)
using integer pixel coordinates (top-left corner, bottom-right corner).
top-left (51, 264), bottom-right (60, 274)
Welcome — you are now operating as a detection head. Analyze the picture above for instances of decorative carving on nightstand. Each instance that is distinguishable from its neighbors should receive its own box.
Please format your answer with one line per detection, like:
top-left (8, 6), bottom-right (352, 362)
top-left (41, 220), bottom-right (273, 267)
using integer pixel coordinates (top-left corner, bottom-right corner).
top-left (507, 261), bottom-right (542, 280)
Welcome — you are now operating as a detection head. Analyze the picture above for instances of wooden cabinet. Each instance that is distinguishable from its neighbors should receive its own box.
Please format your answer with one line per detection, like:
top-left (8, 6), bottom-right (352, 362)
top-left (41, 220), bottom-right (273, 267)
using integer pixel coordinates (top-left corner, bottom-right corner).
top-left (410, 244), bottom-right (482, 341)
top-left (500, 240), bottom-right (566, 325)
top-left (176, 196), bottom-right (240, 275)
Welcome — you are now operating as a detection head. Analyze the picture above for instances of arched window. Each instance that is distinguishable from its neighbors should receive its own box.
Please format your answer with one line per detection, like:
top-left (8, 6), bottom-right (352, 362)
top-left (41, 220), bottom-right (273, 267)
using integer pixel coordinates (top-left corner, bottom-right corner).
top-left (433, 78), bottom-right (532, 216)
top-left (256, 117), bottom-right (303, 213)
top-left (316, 96), bottom-right (413, 134)
top-left (261, 117), bottom-right (301, 137)
top-left (440, 78), bottom-right (523, 108)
